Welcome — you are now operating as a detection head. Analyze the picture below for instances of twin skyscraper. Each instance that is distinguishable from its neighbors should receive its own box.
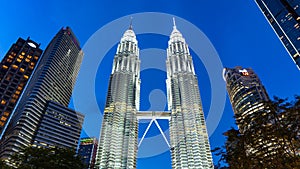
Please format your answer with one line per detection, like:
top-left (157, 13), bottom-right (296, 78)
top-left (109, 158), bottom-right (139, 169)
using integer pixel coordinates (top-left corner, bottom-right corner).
top-left (95, 19), bottom-right (213, 169)
top-left (0, 19), bottom-right (213, 168)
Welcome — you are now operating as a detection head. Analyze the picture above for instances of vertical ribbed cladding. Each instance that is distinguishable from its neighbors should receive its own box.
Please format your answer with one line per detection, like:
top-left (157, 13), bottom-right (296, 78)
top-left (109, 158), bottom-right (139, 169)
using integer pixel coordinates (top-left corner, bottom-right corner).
top-left (95, 24), bottom-right (140, 169)
top-left (0, 27), bottom-right (84, 161)
top-left (167, 19), bottom-right (213, 168)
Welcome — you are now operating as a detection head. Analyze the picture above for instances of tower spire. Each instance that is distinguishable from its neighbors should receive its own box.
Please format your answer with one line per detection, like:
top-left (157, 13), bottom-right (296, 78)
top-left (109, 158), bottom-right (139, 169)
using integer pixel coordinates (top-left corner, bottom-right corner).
top-left (173, 17), bottom-right (176, 29)
top-left (129, 17), bottom-right (133, 30)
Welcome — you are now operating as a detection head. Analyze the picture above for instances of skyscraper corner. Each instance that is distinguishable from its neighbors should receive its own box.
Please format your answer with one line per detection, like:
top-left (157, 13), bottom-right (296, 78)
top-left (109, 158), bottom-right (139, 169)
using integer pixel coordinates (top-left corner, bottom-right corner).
top-left (255, 0), bottom-right (300, 70)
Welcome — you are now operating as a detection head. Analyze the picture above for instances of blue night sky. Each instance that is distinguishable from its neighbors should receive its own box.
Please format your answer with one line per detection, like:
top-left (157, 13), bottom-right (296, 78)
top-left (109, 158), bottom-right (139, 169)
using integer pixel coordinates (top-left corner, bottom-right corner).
top-left (1, 0), bottom-right (300, 168)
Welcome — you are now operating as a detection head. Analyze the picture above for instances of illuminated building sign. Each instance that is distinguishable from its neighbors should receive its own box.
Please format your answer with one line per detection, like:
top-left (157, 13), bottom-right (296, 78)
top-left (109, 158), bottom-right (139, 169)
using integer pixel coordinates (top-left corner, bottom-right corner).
top-left (80, 138), bottom-right (95, 145)
top-left (239, 69), bottom-right (249, 76)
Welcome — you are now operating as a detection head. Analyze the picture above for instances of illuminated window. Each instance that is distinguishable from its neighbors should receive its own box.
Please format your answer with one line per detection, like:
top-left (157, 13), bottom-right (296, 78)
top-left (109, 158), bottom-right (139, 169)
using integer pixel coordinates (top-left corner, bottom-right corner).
top-left (17, 58), bottom-right (22, 62)
top-left (19, 83), bottom-right (24, 87)
top-left (23, 75), bottom-right (29, 79)
top-left (8, 55), bottom-right (14, 59)
top-left (21, 52), bottom-right (25, 56)
top-left (25, 58), bottom-right (30, 62)
top-left (34, 56), bottom-right (39, 60)
top-left (12, 65), bottom-right (18, 69)
top-left (15, 90), bottom-right (21, 95)
top-left (27, 55), bottom-right (32, 59)
top-left (1, 100), bottom-right (6, 105)
top-left (17, 87), bottom-right (22, 91)
top-left (29, 66), bottom-right (34, 69)
top-left (30, 62), bottom-right (35, 66)
top-left (4, 112), bottom-right (9, 117)
top-left (2, 65), bottom-right (8, 69)
top-left (10, 99), bottom-right (16, 103)
top-left (6, 58), bottom-right (12, 63)
top-left (19, 68), bottom-right (25, 72)
top-left (18, 55), bottom-right (24, 59)
top-left (0, 121), bottom-right (4, 126)
top-left (12, 94), bottom-right (18, 99)
top-left (1, 116), bottom-right (7, 122)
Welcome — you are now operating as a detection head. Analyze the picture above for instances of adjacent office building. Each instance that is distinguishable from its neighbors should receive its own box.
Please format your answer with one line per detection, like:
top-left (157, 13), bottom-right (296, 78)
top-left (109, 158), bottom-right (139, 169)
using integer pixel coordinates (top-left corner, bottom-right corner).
top-left (78, 137), bottom-right (98, 169)
top-left (255, 0), bottom-right (300, 69)
top-left (223, 67), bottom-right (270, 132)
top-left (95, 24), bottom-right (140, 168)
top-left (0, 27), bottom-right (84, 159)
top-left (0, 38), bottom-right (42, 137)
top-left (166, 19), bottom-right (213, 168)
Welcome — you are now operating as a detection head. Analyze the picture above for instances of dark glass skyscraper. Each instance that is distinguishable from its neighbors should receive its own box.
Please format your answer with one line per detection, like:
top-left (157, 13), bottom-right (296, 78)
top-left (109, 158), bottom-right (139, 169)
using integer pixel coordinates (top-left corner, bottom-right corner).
top-left (78, 137), bottom-right (98, 169)
top-left (0, 27), bottom-right (84, 160)
top-left (0, 38), bottom-right (42, 138)
top-left (255, 0), bottom-right (300, 69)
top-left (223, 66), bottom-right (269, 132)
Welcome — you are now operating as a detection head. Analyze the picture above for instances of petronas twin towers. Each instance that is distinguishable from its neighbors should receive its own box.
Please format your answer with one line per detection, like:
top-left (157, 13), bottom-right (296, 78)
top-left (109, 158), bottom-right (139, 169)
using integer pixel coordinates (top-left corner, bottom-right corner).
top-left (95, 19), bottom-right (213, 169)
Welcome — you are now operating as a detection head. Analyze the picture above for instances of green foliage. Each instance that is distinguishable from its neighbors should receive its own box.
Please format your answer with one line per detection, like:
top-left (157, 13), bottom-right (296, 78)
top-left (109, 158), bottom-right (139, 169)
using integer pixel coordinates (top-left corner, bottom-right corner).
top-left (8, 146), bottom-right (85, 169)
top-left (213, 96), bottom-right (300, 169)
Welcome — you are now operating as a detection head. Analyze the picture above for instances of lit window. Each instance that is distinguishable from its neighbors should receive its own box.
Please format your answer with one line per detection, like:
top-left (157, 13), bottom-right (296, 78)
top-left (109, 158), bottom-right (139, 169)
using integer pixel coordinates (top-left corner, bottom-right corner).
top-left (18, 55), bottom-right (24, 59)
top-left (30, 62), bottom-right (35, 66)
top-left (1, 116), bottom-right (7, 122)
top-left (19, 68), bottom-right (25, 72)
top-left (34, 56), bottom-right (39, 60)
top-left (4, 112), bottom-right (9, 116)
top-left (1, 100), bottom-right (6, 105)
top-left (0, 121), bottom-right (4, 126)
top-left (25, 58), bottom-right (30, 62)
top-left (2, 65), bottom-right (8, 69)
top-left (6, 59), bottom-right (12, 63)
top-left (29, 66), bottom-right (34, 69)
top-left (8, 55), bottom-right (14, 59)
top-left (10, 99), bottom-right (16, 103)
top-left (21, 52), bottom-right (25, 56)
top-left (23, 75), bottom-right (29, 79)
top-left (27, 55), bottom-right (32, 59)
top-left (17, 58), bottom-right (22, 62)
top-left (17, 87), bottom-right (22, 91)
top-left (12, 65), bottom-right (18, 69)
top-left (15, 90), bottom-right (21, 95)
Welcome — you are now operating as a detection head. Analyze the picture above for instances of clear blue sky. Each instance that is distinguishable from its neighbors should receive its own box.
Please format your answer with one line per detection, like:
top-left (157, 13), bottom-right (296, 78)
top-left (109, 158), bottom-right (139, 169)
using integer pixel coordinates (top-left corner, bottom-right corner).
top-left (0, 1), bottom-right (299, 168)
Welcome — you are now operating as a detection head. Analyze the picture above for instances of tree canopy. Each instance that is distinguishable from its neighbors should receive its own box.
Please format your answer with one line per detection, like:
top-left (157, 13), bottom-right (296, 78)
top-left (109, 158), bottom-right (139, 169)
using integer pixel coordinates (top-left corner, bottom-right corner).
top-left (213, 96), bottom-right (300, 169)
top-left (0, 146), bottom-right (85, 169)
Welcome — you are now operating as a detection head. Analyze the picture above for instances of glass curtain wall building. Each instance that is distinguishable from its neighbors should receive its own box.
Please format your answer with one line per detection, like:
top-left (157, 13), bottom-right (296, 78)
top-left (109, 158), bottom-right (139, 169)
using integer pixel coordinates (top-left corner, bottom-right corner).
top-left (0, 38), bottom-right (42, 138)
top-left (78, 137), bottom-right (98, 169)
top-left (95, 24), bottom-right (140, 169)
top-left (166, 19), bottom-right (213, 169)
top-left (255, 0), bottom-right (300, 69)
top-left (0, 27), bottom-right (84, 160)
top-left (223, 67), bottom-right (269, 132)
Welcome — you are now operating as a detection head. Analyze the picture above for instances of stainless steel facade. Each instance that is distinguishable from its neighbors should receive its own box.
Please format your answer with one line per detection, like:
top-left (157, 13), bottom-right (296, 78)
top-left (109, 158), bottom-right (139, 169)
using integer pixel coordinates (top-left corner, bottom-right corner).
top-left (95, 25), bottom-right (140, 169)
top-left (166, 20), bottom-right (213, 169)
top-left (0, 27), bottom-right (83, 160)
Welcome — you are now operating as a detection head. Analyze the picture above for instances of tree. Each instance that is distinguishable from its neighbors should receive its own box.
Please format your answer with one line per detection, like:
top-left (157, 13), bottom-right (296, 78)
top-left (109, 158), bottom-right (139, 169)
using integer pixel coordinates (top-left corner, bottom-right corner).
top-left (8, 146), bottom-right (85, 169)
top-left (213, 96), bottom-right (300, 169)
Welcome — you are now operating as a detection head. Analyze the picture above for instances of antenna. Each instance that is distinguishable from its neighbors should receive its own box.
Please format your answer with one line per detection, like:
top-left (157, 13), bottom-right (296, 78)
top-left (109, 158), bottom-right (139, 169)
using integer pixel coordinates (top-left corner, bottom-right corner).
top-left (129, 17), bottom-right (133, 30)
top-left (173, 17), bottom-right (176, 28)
